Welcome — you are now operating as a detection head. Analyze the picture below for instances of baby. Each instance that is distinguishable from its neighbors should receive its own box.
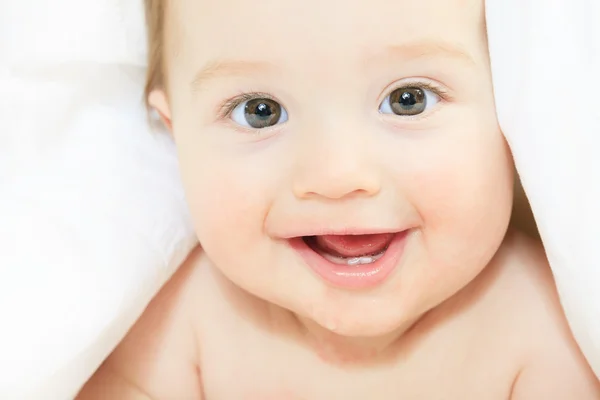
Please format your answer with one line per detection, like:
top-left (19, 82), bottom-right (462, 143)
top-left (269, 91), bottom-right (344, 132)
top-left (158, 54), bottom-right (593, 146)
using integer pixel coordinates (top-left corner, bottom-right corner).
top-left (79, 0), bottom-right (600, 398)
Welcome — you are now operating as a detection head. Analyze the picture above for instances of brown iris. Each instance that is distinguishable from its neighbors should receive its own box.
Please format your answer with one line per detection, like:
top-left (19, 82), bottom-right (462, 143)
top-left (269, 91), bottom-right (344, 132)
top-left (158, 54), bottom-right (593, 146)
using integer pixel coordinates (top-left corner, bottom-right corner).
top-left (389, 87), bottom-right (426, 116)
top-left (244, 98), bottom-right (282, 128)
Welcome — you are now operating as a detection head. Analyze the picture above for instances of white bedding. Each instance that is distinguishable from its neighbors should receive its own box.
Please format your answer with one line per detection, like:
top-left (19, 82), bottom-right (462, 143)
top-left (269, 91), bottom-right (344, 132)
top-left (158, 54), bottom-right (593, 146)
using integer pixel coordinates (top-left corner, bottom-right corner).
top-left (1, 0), bottom-right (598, 398)
top-left (486, 0), bottom-right (600, 377)
top-left (0, 57), bottom-right (197, 400)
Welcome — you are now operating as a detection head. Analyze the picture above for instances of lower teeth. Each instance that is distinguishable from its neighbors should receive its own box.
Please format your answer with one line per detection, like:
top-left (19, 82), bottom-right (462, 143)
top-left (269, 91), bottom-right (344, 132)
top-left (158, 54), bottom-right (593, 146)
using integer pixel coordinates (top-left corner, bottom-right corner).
top-left (320, 250), bottom-right (385, 266)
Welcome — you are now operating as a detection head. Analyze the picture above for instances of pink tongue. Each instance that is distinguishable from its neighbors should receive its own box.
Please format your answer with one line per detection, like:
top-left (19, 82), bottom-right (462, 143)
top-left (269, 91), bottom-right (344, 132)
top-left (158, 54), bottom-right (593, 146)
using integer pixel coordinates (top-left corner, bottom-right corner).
top-left (315, 233), bottom-right (394, 258)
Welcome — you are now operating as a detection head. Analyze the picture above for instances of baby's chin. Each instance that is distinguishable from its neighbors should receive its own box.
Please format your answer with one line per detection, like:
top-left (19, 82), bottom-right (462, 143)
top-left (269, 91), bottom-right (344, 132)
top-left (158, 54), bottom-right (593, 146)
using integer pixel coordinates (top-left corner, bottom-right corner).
top-left (292, 295), bottom-right (427, 339)
top-left (290, 307), bottom-right (429, 366)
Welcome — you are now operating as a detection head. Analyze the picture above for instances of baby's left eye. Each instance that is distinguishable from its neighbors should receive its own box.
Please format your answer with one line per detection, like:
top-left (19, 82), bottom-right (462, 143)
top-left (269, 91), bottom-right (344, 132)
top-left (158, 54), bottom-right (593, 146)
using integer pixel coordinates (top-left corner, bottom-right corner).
top-left (379, 86), bottom-right (440, 116)
top-left (230, 97), bottom-right (288, 129)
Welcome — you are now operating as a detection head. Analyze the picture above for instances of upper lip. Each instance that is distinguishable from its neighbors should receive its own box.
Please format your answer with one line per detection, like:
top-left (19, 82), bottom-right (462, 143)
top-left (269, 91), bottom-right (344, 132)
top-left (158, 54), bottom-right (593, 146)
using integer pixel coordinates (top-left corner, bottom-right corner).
top-left (277, 227), bottom-right (406, 239)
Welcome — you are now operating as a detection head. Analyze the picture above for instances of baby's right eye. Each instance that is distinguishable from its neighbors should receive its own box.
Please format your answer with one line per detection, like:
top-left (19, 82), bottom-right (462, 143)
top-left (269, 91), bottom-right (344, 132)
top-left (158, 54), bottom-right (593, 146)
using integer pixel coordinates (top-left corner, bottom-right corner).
top-left (379, 86), bottom-right (440, 117)
top-left (230, 97), bottom-right (289, 129)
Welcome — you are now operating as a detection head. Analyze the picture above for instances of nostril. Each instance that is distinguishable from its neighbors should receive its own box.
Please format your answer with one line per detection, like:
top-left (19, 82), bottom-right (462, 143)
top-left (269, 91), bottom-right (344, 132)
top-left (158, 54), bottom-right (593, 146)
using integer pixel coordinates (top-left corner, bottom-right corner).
top-left (293, 186), bottom-right (379, 201)
top-left (291, 165), bottom-right (381, 201)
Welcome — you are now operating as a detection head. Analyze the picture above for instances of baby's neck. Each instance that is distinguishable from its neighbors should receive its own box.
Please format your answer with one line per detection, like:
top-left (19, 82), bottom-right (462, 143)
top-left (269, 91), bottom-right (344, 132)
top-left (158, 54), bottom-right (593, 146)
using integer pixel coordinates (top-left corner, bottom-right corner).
top-left (290, 313), bottom-right (428, 367)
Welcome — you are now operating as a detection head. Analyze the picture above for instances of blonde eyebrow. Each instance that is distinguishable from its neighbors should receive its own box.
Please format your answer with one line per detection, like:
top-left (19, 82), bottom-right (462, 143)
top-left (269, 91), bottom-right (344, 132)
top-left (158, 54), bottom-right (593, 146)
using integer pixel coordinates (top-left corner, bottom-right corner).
top-left (190, 59), bottom-right (276, 92)
top-left (368, 40), bottom-right (476, 67)
top-left (190, 41), bottom-right (474, 92)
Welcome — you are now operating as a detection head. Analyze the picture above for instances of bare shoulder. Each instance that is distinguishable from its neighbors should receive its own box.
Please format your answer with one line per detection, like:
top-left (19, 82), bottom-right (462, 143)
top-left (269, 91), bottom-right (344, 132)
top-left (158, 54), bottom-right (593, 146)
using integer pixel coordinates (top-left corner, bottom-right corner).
top-left (77, 246), bottom-right (205, 400)
top-left (492, 231), bottom-right (600, 399)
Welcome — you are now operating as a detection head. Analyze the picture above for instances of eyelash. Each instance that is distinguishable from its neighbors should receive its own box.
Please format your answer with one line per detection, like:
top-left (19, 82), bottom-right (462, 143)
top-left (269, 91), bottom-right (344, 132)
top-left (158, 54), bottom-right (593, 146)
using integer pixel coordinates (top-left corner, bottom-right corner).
top-left (217, 80), bottom-right (452, 120)
top-left (390, 81), bottom-right (453, 102)
top-left (218, 91), bottom-right (277, 120)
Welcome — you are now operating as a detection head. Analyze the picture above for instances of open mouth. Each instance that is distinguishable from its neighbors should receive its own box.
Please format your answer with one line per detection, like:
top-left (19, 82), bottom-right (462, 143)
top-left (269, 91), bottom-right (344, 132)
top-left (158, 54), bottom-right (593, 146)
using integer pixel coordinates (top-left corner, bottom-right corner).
top-left (302, 233), bottom-right (395, 266)
top-left (290, 231), bottom-right (408, 289)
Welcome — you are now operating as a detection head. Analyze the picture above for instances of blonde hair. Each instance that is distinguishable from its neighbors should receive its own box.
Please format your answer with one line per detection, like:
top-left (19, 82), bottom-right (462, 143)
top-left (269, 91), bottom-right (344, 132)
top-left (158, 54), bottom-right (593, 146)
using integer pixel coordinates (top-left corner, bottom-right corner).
top-left (143, 0), bottom-right (167, 108)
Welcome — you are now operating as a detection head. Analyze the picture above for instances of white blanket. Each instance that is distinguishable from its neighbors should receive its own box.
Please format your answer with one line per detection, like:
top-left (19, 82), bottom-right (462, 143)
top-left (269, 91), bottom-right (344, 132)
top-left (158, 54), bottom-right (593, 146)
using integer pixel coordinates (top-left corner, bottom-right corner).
top-left (486, 0), bottom-right (600, 378)
top-left (0, 0), bottom-right (598, 398)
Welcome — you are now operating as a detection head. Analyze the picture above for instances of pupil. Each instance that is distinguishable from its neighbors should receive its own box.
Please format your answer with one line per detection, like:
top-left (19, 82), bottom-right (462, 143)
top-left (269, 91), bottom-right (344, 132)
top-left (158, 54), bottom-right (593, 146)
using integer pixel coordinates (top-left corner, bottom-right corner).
top-left (255, 103), bottom-right (272, 118)
top-left (400, 92), bottom-right (416, 107)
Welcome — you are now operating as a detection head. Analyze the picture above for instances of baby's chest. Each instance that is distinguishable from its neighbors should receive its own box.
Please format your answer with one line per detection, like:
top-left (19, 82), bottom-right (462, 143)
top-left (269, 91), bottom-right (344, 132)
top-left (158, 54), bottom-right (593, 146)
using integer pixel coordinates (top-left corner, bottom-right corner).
top-left (197, 331), bottom-right (516, 400)
top-left (201, 360), bottom-right (513, 400)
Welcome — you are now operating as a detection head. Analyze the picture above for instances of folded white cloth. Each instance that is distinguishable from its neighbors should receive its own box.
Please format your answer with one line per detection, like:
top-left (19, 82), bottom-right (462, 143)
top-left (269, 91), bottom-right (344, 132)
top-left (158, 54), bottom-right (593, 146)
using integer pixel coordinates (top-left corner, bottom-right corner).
top-left (1, 0), bottom-right (599, 398)
top-left (486, 0), bottom-right (600, 376)
top-left (1, 49), bottom-right (197, 400)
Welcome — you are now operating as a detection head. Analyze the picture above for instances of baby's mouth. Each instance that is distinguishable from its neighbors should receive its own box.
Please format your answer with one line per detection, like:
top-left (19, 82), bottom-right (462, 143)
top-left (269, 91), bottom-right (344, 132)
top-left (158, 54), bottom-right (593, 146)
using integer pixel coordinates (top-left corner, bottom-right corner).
top-left (302, 233), bottom-right (395, 266)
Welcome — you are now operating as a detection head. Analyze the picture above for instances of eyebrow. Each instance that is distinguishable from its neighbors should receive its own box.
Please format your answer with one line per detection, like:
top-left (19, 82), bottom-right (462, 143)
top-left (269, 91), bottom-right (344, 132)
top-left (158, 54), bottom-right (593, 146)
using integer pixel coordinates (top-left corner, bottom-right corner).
top-left (189, 40), bottom-right (474, 92)
top-left (190, 59), bottom-right (276, 92)
top-left (368, 40), bottom-right (476, 67)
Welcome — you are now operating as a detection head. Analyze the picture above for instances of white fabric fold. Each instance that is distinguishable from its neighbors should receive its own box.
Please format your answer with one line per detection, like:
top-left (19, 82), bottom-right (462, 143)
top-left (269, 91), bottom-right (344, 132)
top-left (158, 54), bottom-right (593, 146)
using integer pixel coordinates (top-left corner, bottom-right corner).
top-left (486, 0), bottom-right (600, 376)
top-left (0, 60), bottom-right (197, 399)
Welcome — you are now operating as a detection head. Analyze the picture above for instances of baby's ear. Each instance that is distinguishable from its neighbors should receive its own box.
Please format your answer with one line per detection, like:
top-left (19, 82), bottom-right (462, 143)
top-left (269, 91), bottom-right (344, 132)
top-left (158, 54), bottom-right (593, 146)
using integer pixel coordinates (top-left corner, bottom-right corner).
top-left (148, 89), bottom-right (173, 131)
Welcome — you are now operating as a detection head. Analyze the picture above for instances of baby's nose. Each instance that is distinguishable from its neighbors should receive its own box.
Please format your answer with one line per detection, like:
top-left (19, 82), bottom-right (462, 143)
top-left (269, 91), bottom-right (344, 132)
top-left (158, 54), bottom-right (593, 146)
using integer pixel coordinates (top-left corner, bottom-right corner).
top-left (291, 127), bottom-right (382, 201)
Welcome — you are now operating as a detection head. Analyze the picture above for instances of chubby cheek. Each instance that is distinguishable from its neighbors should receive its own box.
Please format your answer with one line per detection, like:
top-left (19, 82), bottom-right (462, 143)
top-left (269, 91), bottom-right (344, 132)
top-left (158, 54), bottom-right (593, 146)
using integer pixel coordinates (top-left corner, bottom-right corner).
top-left (402, 133), bottom-right (513, 297)
top-left (177, 149), bottom-right (274, 267)
top-left (416, 161), bottom-right (511, 243)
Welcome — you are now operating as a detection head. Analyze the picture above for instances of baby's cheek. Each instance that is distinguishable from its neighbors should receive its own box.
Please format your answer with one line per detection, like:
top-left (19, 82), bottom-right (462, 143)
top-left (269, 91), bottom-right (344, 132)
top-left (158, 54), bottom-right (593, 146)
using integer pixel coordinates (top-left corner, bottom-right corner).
top-left (409, 164), bottom-right (476, 227)
top-left (409, 141), bottom-right (512, 239)
top-left (183, 157), bottom-right (273, 256)
top-left (406, 152), bottom-right (512, 276)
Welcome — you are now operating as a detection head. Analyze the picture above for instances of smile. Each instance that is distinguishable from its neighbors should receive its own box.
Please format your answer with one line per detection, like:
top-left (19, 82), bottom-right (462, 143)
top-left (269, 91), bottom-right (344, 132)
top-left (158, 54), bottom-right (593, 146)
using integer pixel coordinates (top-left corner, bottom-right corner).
top-left (289, 230), bottom-right (409, 290)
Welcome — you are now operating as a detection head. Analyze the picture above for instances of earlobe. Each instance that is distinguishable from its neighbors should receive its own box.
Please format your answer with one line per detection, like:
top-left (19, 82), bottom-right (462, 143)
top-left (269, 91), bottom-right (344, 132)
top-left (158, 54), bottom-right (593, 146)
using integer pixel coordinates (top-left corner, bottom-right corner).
top-left (148, 89), bottom-right (173, 131)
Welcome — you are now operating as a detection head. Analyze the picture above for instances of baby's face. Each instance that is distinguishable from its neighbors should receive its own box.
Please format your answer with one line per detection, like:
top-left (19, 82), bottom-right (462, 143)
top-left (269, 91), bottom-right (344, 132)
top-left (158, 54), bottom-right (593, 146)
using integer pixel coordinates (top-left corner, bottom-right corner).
top-left (154, 0), bottom-right (513, 336)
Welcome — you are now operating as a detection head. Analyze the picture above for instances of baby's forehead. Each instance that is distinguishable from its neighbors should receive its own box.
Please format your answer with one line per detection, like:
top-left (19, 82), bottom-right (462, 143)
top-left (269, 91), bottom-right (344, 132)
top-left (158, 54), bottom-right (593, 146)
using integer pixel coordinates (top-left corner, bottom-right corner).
top-left (168, 0), bottom-right (487, 76)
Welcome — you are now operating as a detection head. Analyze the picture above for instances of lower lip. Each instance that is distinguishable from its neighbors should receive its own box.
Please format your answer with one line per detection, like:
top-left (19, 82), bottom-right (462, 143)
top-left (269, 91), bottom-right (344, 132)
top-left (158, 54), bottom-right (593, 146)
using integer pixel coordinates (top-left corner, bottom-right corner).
top-left (289, 231), bottom-right (409, 290)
